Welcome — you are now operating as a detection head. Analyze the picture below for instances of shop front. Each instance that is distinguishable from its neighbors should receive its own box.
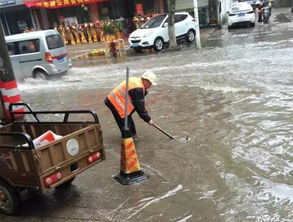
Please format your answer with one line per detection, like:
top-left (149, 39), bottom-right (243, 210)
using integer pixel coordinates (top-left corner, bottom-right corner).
top-left (1, 0), bottom-right (166, 36)
top-left (23, 0), bottom-right (166, 29)
top-left (16, 0), bottom-right (166, 44)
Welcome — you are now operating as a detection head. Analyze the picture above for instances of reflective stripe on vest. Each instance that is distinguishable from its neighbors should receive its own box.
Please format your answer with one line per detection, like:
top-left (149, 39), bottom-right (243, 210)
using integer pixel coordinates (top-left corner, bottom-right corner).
top-left (107, 77), bottom-right (145, 118)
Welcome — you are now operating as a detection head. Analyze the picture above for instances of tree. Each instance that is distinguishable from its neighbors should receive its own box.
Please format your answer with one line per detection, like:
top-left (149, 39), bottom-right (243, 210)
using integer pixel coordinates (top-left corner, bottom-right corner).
top-left (167, 0), bottom-right (177, 49)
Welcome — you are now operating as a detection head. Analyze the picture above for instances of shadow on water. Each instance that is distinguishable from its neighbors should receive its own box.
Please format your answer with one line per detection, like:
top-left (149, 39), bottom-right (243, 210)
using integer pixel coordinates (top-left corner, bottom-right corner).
top-left (19, 185), bottom-right (81, 217)
top-left (274, 13), bottom-right (291, 23)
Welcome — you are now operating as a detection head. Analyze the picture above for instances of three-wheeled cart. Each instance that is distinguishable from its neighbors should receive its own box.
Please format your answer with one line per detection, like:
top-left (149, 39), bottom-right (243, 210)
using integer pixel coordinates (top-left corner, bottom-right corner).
top-left (0, 103), bottom-right (105, 215)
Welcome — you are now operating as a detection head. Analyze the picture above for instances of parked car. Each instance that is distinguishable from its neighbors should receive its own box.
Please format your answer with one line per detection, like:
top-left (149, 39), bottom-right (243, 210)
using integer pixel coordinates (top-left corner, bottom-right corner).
top-left (128, 12), bottom-right (196, 52)
top-left (228, 2), bottom-right (256, 29)
top-left (5, 30), bottom-right (72, 81)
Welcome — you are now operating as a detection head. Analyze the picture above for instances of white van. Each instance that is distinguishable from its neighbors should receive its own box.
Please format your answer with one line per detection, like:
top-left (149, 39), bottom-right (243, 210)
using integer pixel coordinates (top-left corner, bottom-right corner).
top-left (5, 30), bottom-right (71, 80)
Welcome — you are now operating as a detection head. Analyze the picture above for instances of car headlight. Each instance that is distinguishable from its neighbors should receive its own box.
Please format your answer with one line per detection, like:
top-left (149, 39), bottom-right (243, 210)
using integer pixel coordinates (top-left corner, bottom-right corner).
top-left (142, 32), bottom-right (153, 38)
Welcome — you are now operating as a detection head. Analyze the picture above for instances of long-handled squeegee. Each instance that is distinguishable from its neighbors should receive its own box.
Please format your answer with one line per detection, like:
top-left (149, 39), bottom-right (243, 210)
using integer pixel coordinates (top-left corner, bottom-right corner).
top-left (152, 123), bottom-right (175, 139)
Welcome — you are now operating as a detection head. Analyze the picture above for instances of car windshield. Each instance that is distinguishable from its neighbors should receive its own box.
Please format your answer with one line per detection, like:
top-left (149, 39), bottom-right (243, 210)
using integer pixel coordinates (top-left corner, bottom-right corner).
top-left (232, 6), bottom-right (240, 12)
top-left (46, 34), bottom-right (64, 49)
top-left (141, 15), bottom-right (167, 29)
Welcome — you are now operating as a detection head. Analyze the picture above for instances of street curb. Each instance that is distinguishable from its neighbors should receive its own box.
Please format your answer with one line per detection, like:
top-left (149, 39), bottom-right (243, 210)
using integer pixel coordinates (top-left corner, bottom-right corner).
top-left (68, 28), bottom-right (217, 61)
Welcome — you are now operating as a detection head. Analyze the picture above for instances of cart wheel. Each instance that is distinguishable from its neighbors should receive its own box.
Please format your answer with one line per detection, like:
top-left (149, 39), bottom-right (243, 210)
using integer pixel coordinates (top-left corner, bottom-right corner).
top-left (0, 180), bottom-right (20, 215)
top-left (55, 177), bottom-right (75, 189)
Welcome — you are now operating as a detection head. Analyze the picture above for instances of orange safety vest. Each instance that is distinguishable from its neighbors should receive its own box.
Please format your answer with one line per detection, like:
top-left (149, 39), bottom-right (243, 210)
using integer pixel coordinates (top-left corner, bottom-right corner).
top-left (107, 77), bottom-right (145, 118)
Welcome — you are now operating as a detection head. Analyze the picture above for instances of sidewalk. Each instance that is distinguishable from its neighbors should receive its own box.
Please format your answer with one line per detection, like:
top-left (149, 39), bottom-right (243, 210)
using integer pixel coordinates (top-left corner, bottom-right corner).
top-left (67, 28), bottom-right (216, 61)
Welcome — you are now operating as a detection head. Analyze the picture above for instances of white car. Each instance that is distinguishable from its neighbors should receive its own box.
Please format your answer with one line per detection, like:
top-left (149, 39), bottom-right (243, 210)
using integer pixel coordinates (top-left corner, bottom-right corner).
top-left (129, 12), bottom-right (196, 52)
top-left (228, 2), bottom-right (256, 29)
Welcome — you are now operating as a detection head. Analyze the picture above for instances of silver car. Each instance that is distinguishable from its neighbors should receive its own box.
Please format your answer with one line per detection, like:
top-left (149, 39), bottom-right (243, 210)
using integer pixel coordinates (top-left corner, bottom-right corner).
top-left (5, 29), bottom-right (71, 80)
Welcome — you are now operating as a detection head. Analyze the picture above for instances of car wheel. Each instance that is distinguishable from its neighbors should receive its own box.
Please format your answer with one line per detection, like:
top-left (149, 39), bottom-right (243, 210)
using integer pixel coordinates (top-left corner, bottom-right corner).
top-left (153, 37), bottom-right (164, 51)
top-left (133, 48), bottom-right (142, 53)
top-left (186, 29), bottom-right (195, 42)
top-left (34, 70), bottom-right (48, 80)
top-left (0, 180), bottom-right (21, 215)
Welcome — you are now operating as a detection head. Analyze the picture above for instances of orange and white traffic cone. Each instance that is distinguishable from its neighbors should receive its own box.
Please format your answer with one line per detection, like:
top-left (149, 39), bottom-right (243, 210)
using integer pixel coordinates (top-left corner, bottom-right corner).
top-left (114, 130), bottom-right (148, 185)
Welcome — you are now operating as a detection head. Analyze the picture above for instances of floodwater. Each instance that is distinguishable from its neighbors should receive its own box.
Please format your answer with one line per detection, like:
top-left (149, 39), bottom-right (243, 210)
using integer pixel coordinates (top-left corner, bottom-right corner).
top-left (2, 9), bottom-right (293, 222)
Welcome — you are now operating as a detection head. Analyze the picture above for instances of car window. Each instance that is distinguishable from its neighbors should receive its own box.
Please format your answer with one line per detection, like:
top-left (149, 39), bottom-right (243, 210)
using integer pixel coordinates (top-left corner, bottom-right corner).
top-left (175, 15), bottom-right (188, 23)
top-left (232, 6), bottom-right (240, 12)
top-left (46, 34), bottom-right (64, 49)
top-left (232, 3), bottom-right (252, 12)
top-left (7, 39), bottom-right (40, 55)
top-left (141, 14), bottom-right (167, 29)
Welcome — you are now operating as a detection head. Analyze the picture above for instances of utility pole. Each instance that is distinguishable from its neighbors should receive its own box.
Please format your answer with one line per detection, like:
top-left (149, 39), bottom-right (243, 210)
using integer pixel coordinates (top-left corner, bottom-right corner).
top-left (193, 0), bottom-right (201, 49)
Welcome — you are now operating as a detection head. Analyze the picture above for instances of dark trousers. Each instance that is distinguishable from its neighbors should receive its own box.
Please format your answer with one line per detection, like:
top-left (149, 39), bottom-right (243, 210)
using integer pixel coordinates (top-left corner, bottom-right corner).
top-left (105, 99), bottom-right (136, 138)
top-left (258, 13), bottom-right (263, 22)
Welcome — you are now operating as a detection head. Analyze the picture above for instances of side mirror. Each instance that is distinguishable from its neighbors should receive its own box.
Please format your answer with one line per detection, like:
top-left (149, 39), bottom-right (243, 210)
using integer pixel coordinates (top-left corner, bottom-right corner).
top-left (163, 22), bottom-right (168, 27)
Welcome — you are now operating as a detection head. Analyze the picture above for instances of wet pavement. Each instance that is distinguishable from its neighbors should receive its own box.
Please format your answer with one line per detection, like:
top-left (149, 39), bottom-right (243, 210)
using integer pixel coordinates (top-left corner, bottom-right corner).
top-left (1, 7), bottom-right (293, 222)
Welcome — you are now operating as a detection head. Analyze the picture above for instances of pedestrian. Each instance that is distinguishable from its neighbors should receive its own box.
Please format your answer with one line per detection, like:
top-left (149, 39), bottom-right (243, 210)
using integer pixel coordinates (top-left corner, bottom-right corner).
top-left (104, 70), bottom-right (157, 140)
top-left (28, 41), bottom-right (36, 53)
top-left (257, 0), bottom-right (265, 22)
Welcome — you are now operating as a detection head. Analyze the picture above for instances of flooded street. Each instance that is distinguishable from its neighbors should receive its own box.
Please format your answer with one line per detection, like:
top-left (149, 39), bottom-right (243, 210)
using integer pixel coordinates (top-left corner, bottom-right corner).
top-left (2, 8), bottom-right (293, 222)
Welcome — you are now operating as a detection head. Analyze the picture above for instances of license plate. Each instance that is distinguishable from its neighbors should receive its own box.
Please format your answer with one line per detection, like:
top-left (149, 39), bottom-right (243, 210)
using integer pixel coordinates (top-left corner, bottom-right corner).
top-left (238, 13), bottom-right (245, 17)
top-left (57, 57), bottom-right (65, 63)
top-left (132, 43), bottom-right (139, 47)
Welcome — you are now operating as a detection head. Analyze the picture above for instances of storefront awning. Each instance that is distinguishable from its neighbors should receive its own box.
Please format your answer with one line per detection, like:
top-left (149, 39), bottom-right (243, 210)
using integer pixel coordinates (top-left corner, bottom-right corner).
top-left (24, 0), bottom-right (110, 9)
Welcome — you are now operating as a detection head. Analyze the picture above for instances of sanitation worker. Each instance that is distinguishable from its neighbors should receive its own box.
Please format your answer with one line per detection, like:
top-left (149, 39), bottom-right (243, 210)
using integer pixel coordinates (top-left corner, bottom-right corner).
top-left (104, 70), bottom-right (157, 139)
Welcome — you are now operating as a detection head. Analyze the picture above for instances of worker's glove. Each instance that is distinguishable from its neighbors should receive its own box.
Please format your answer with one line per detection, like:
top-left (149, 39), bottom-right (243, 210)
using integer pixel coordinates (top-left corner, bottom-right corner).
top-left (148, 119), bottom-right (153, 126)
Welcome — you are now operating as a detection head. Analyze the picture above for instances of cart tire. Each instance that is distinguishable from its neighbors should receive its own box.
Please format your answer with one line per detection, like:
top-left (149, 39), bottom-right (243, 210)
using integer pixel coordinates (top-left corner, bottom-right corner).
top-left (0, 180), bottom-right (20, 215)
top-left (55, 177), bottom-right (75, 189)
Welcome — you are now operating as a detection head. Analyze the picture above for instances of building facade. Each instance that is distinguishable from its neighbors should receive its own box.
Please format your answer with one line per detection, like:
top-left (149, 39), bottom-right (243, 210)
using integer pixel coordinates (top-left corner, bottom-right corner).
top-left (0, 0), bottom-right (36, 35)
top-left (0, 0), bottom-right (167, 35)
top-left (176, 0), bottom-right (231, 27)
top-left (0, 0), bottom-right (233, 36)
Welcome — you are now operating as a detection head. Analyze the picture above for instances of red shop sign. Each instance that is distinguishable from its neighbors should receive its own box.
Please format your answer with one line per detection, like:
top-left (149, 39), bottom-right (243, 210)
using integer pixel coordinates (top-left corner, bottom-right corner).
top-left (24, 0), bottom-right (109, 9)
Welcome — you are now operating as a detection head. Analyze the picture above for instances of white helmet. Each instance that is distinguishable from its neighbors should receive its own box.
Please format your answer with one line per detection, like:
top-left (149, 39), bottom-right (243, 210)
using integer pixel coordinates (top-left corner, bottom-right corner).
top-left (141, 70), bottom-right (158, 86)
